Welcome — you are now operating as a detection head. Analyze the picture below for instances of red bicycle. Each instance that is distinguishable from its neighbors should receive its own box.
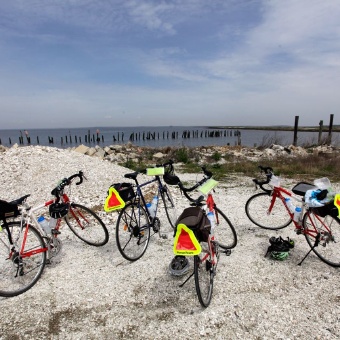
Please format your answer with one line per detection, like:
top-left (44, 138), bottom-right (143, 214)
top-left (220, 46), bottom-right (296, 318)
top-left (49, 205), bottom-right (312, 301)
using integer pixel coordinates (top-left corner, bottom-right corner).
top-left (0, 171), bottom-right (108, 297)
top-left (245, 166), bottom-right (340, 267)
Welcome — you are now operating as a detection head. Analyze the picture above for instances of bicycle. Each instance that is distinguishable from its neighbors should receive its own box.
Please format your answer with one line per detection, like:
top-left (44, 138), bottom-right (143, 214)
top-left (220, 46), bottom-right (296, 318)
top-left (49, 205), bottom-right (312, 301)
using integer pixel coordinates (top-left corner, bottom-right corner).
top-left (0, 171), bottom-right (108, 297)
top-left (165, 166), bottom-right (237, 307)
top-left (112, 161), bottom-right (177, 261)
top-left (245, 165), bottom-right (340, 267)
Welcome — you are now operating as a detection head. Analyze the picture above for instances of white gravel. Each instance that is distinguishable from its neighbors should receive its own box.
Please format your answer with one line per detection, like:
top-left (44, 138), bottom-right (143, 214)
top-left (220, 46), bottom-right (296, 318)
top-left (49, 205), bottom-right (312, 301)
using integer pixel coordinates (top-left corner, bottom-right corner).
top-left (0, 145), bottom-right (339, 340)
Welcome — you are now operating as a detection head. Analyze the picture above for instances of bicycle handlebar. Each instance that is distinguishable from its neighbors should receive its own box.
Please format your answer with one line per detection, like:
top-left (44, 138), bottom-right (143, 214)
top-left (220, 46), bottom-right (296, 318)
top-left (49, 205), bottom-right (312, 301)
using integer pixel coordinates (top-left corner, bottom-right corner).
top-left (176, 166), bottom-right (213, 203)
top-left (252, 165), bottom-right (274, 192)
top-left (51, 171), bottom-right (86, 197)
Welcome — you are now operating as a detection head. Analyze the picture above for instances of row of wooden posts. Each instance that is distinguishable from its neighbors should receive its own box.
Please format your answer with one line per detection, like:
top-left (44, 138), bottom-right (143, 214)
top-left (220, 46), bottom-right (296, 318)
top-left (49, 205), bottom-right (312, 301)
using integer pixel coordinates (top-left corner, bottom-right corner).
top-left (2, 129), bottom-right (241, 147)
top-left (1, 115), bottom-right (336, 147)
top-left (293, 114), bottom-right (335, 146)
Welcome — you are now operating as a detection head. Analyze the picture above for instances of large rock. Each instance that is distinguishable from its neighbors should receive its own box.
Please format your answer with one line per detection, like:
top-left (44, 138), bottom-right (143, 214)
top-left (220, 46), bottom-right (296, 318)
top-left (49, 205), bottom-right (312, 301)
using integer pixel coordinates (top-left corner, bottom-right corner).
top-left (74, 144), bottom-right (90, 154)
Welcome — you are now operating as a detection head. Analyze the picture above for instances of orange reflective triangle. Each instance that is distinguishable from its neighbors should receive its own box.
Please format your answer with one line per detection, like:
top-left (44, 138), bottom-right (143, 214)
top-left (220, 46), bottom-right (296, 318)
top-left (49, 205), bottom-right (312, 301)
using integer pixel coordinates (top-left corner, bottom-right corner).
top-left (334, 193), bottom-right (340, 217)
top-left (173, 223), bottom-right (201, 256)
top-left (104, 187), bottom-right (126, 212)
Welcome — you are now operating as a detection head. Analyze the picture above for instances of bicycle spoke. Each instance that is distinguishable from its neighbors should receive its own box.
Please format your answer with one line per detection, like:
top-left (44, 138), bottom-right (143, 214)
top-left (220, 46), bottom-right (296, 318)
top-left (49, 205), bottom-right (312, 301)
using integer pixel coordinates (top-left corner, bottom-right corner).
top-left (65, 204), bottom-right (109, 246)
top-left (116, 203), bottom-right (151, 261)
top-left (0, 223), bottom-right (46, 297)
top-left (303, 211), bottom-right (340, 267)
top-left (194, 248), bottom-right (214, 308)
top-left (160, 185), bottom-right (177, 232)
top-left (245, 192), bottom-right (292, 230)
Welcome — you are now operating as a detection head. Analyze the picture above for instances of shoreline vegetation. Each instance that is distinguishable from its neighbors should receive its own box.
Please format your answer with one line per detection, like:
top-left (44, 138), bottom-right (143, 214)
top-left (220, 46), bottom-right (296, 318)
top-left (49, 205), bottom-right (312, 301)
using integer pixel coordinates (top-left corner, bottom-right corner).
top-left (2, 140), bottom-right (339, 184)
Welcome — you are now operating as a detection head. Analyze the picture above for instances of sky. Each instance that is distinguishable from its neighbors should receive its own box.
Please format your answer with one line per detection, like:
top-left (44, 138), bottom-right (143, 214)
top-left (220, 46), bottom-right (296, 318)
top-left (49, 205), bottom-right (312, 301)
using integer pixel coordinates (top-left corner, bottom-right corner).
top-left (0, 0), bottom-right (340, 129)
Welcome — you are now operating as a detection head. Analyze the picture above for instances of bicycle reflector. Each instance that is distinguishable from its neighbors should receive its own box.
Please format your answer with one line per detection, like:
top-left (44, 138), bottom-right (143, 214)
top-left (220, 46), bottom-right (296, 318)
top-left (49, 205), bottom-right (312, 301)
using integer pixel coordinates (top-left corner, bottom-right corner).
top-left (173, 224), bottom-right (201, 256)
top-left (146, 167), bottom-right (165, 176)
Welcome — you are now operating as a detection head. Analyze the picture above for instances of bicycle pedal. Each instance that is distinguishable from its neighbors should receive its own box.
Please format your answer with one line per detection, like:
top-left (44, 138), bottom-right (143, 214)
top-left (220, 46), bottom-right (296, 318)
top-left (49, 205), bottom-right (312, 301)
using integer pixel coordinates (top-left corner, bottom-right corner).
top-left (223, 249), bottom-right (231, 256)
top-left (51, 229), bottom-right (61, 235)
top-left (295, 228), bottom-right (302, 235)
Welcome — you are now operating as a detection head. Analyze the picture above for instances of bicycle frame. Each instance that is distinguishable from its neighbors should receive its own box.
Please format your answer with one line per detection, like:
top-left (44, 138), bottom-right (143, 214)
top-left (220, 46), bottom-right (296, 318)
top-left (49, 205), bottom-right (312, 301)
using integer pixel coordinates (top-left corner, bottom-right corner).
top-left (268, 186), bottom-right (333, 240)
top-left (130, 173), bottom-right (171, 225)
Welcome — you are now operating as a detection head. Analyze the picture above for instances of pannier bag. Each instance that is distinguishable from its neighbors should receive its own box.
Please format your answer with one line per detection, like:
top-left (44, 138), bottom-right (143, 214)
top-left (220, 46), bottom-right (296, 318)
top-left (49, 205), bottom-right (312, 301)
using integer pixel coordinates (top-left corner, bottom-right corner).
top-left (311, 201), bottom-right (339, 218)
top-left (0, 200), bottom-right (20, 220)
top-left (175, 206), bottom-right (211, 242)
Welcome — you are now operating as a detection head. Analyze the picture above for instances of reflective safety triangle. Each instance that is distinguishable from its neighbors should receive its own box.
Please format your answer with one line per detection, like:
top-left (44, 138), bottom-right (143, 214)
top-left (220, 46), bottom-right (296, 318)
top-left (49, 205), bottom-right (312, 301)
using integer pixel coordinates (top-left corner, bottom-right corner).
top-left (334, 193), bottom-right (340, 217)
top-left (173, 223), bottom-right (201, 256)
top-left (104, 187), bottom-right (126, 212)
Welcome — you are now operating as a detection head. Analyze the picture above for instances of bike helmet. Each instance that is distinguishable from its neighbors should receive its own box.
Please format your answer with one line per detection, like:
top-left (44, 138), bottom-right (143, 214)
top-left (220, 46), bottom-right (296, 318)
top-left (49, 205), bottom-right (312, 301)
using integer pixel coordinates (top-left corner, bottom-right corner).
top-left (265, 236), bottom-right (294, 260)
top-left (169, 256), bottom-right (190, 276)
top-left (49, 202), bottom-right (70, 219)
top-left (270, 251), bottom-right (289, 261)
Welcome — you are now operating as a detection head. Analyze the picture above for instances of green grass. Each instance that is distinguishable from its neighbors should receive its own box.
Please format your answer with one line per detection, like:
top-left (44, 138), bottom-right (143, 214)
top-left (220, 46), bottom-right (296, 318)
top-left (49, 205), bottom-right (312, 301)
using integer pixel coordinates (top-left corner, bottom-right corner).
top-left (118, 146), bottom-right (340, 183)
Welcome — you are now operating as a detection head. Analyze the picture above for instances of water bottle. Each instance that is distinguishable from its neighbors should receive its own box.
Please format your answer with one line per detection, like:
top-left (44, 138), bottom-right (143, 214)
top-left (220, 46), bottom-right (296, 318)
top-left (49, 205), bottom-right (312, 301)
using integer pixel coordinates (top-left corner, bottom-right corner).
top-left (293, 206), bottom-right (302, 223)
top-left (150, 196), bottom-right (158, 217)
top-left (38, 216), bottom-right (51, 234)
top-left (49, 217), bottom-right (57, 230)
top-left (146, 202), bottom-right (153, 216)
top-left (285, 197), bottom-right (295, 213)
top-left (207, 211), bottom-right (215, 229)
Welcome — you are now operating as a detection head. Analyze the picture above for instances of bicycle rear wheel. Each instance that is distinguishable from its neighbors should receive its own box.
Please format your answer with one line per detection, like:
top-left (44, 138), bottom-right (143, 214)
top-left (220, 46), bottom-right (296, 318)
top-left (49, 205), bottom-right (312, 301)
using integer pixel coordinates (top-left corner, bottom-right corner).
top-left (0, 222), bottom-right (46, 297)
top-left (65, 203), bottom-right (109, 246)
top-left (116, 202), bottom-right (151, 261)
top-left (194, 250), bottom-right (214, 308)
top-left (245, 192), bottom-right (292, 230)
top-left (303, 211), bottom-right (340, 267)
top-left (214, 207), bottom-right (237, 249)
top-left (160, 185), bottom-right (177, 230)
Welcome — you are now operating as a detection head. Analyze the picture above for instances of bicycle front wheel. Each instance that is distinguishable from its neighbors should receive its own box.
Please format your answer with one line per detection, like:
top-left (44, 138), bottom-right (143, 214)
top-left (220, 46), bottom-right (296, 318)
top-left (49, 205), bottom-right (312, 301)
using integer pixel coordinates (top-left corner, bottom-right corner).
top-left (194, 250), bottom-right (214, 308)
top-left (245, 192), bottom-right (292, 230)
top-left (0, 222), bottom-right (46, 297)
top-left (116, 202), bottom-right (151, 261)
top-left (214, 207), bottom-right (237, 249)
top-left (65, 203), bottom-right (109, 246)
top-left (160, 185), bottom-right (177, 230)
top-left (303, 211), bottom-right (340, 267)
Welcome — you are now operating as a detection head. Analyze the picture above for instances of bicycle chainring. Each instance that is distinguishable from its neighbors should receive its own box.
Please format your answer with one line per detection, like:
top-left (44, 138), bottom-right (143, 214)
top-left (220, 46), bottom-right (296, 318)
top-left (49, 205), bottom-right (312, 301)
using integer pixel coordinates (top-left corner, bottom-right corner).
top-left (152, 217), bottom-right (161, 233)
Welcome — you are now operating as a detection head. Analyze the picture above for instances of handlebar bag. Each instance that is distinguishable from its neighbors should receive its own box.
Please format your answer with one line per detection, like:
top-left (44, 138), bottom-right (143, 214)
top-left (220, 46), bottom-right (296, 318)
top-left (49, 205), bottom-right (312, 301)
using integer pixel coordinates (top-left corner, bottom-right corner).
top-left (175, 206), bottom-right (211, 242)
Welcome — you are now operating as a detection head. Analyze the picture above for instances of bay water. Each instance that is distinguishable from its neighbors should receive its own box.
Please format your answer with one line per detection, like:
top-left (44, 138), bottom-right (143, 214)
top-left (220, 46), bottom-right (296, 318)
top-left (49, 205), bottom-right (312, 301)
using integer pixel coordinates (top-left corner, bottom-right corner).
top-left (0, 126), bottom-right (339, 149)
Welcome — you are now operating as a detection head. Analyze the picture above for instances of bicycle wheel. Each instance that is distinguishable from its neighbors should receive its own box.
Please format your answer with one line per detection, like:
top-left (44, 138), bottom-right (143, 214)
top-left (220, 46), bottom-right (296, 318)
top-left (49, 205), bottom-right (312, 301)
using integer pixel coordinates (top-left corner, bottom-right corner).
top-left (65, 203), bottom-right (109, 246)
top-left (116, 202), bottom-right (151, 261)
top-left (245, 192), bottom-right (292, 230)
top-left (303, 211), bottom-right (340, 267)
top-left (0, 222), bottom-right (46, 297)
top-left (194, 249), bottom-right (214, 308)
top-left (214, 207), bottom-right (237, 249)
top-left (160, 185), bottom-right (177, 230)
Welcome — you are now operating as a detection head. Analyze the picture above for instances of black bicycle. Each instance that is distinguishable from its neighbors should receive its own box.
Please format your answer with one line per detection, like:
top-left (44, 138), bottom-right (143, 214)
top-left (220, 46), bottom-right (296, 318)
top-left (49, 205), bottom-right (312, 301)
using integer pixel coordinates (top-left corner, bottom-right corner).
top-left (113, 161), bottom-right (177, 261)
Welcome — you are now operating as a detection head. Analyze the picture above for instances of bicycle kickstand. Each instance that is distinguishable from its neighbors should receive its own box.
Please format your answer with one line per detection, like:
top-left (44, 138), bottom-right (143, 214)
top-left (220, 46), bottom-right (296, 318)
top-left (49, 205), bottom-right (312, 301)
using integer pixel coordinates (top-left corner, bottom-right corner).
top-left (179, 270), bottom-right (194, 288)
top-left (298, 233), bottom-right (320, 266)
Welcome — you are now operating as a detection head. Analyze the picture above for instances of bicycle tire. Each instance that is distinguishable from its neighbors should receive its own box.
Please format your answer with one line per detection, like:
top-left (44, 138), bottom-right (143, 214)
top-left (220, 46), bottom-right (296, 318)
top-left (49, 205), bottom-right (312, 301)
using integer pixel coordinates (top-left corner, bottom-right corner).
top-left (303, 211), bottom-right (340, 267)
top-left (116, 202), bottom-right (151, 261)
top-left (0, 222), bottom-right (47, 297)
top-left (194, 251), bottom-right (214, 307)
top-left (65, 203), bottom-right (109, 246)
top-left (214, 207), bottom-right (237, 249)
top-left (245, 192), bottom-right (292, 230)
top-left (160, 185), bottom-right (177, 230)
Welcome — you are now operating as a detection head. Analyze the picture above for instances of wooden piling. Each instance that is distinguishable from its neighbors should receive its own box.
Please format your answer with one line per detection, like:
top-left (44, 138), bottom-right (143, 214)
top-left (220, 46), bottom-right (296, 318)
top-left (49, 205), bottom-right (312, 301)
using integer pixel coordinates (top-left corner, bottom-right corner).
top-left (293, 116), bottom-right (299, 146)
top-left (318, 120), bottom-right (323, 145)
top-left (328, 114), bottom-right (334, 145)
